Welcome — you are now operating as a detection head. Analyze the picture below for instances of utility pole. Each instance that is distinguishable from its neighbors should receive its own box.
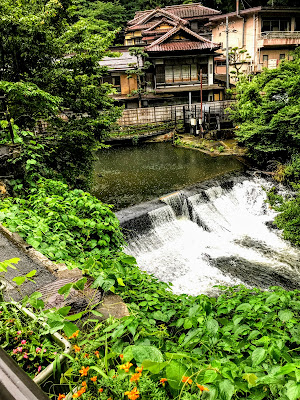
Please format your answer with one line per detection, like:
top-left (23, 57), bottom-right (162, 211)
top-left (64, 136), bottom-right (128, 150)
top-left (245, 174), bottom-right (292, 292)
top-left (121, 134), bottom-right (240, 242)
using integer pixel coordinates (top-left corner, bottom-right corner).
top-left (226, 16), bottom-right (229, 90)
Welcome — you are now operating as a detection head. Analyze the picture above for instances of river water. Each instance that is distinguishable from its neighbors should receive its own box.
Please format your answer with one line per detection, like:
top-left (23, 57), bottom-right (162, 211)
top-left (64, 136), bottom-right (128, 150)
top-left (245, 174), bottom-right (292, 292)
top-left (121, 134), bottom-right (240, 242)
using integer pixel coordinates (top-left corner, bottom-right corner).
top-left (92, 142), bottom-right (243, 210)
top-left (93, 143), bottom-right (300, 295)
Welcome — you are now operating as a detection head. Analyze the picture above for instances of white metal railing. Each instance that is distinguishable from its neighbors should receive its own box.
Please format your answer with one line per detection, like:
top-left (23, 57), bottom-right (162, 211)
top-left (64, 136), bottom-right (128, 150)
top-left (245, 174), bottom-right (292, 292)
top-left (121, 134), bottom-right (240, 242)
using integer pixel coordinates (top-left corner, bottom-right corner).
top-left (260, 31), bottom-right (300, 39)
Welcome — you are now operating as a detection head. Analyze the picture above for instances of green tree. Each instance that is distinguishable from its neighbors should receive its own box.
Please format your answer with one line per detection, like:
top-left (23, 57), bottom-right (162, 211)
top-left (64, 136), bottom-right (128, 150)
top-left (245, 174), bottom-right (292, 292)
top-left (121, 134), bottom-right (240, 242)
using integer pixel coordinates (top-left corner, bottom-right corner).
top-left (126, 47), bottom-right (151, 108)
top-left (229, 47), bottom-right (251, 82)
top-left (231, 48), bottom-right (300, 164)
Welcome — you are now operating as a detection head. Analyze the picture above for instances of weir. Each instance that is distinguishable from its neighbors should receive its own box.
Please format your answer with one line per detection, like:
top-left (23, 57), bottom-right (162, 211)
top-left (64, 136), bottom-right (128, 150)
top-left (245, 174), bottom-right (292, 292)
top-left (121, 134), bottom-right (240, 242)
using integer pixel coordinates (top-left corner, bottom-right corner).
top-left (116, 173), bottom-right (300, 296)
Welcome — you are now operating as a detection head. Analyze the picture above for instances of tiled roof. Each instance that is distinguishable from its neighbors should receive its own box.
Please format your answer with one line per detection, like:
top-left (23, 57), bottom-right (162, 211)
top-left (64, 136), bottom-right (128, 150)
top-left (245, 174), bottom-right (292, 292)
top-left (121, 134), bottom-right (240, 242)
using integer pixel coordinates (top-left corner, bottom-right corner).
top-left (128, 3), bottom-right (220, 25)
top-left (145, 24), bottom-right (219, 52)
top-left (147, 24), bottom-right (210, 47)
top-left (98, 52), bottom-right (140, 70)
top-left (142, 18), bottom-right (178, 32)
top-left (146, 41), bottom-right (219, 52)
top-left (129, 8), bottom-right (186, 28)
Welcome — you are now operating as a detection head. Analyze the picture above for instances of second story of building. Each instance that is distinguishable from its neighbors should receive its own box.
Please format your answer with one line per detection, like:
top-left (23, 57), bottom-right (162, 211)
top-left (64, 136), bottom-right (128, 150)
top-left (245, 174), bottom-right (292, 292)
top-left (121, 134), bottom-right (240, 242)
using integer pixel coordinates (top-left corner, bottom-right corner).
top-left (125, 3), bottom-right (221, 46)
top-left (208, 6), bottom-right (300, 73)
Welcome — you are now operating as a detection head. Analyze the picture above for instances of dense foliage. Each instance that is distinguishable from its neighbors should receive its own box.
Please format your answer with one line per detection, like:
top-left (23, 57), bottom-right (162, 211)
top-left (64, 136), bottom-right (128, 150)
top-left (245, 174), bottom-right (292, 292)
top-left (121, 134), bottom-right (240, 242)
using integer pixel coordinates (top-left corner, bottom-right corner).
top-left (0, 179), bottom-right (124, 266)
top-left (231, 48), bottom-right (300, 165)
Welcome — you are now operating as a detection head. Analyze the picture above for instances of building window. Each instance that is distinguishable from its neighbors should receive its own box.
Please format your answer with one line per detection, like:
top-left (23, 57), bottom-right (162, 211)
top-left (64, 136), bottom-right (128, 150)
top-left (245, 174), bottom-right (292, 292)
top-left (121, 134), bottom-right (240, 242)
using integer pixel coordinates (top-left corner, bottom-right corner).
top-left (263, 55), bottom-right (268, 65)
top-left (279, 53), bottom-right (285, 60)
top-left (103, 75), bottom-right (121, 92)
top-left (261, 17), bottom-right (290, 32)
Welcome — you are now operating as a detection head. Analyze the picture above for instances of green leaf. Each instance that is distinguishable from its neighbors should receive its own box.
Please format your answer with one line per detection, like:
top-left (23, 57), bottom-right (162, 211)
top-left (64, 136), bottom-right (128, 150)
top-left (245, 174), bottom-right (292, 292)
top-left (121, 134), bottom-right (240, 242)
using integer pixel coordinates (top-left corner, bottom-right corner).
top-left (166, 360), bottom-right (188, 389)
top-left (219, 379), bottom-right (235, 400)
top-left (251, 347), bottom-right (266, 366)
top-left (26, 270), bottom-right (36, 278)
top-left (203, 369), bottom-right (218, 384)
top-left (12, 276), bottom-right (26, 285)
top-left (58, 283), bottom-right (72, 298)
top-left (58, 306), bottom-right (72, 316)
top-left (206, 319), bottom-right (219, 335)
top-left (278, 310), bottom-right (294, 322)
top-left (121, 255), bottom-right (136, 265)
top-left (243, 373), bottom-right (258, 386)
top-left (285, 381), bottom-right (300, 400)
top-left (63, 321), bottom-right (79, 337)
top-left (142, 360), bottom-right (168, 374)
top-left (90, 366), bottom-right (108, 379)
top-left (117, 277), bottom-right (125, 286)
top-left (73, 277), bottom-right (87, 291)
top-left (131, 345), bottom-right (164, 364)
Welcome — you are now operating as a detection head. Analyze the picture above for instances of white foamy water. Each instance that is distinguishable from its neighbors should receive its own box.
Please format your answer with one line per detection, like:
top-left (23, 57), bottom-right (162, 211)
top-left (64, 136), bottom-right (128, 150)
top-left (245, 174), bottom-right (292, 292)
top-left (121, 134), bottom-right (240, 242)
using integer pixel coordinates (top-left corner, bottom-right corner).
top-left (123, 176), bottom-right (300, 296)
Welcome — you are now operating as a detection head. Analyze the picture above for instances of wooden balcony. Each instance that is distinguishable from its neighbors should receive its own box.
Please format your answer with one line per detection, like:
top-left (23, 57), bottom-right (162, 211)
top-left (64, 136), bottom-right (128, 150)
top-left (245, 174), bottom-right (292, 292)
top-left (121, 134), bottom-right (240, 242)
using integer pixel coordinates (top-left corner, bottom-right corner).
top-left (259, 31), bottom-right (300, 46)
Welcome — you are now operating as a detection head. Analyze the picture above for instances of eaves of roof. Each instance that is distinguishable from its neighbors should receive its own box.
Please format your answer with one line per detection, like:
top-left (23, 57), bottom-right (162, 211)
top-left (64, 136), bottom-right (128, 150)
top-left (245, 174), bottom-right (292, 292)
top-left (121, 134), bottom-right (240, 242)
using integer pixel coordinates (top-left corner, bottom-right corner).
top-left (146, 41), bottom-right (220, 52)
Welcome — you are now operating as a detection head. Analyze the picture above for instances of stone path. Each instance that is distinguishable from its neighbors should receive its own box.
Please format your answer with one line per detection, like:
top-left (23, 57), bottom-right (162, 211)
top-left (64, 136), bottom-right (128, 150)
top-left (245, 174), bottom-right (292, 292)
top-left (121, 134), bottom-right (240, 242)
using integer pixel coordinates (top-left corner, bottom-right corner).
top-left (0, 232), bottom-right (56, 301)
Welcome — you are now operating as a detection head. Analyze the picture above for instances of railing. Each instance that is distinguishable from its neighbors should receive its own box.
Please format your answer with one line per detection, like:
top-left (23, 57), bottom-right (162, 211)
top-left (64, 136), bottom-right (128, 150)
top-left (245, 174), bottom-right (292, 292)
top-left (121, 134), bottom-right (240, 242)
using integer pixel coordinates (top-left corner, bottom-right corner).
top-left (260, 31), bottom-right (300, 39)
top-left (118, 100), bottom-right (236, 126)
top-left (0, 348), bottom-right (50, 400)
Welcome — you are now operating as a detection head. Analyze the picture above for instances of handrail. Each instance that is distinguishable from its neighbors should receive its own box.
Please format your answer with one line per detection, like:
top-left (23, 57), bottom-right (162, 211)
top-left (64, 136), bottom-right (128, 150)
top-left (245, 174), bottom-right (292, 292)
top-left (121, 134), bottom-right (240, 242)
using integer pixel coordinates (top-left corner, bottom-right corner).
top-left (0, 347), bottom-right (50, 400)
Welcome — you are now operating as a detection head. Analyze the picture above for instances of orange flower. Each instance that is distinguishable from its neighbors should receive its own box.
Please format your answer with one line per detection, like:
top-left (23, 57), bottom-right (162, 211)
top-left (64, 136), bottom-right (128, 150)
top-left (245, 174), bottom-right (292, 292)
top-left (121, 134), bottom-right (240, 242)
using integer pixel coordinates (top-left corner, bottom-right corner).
top-left (125, 387), bottom-right (140, 400)
top-left (95, 351), bottom-right (100, 358)
top-left (84, 353), bottom-right (89, 359)
top-left (72, 387), bottom-right (86, 398)
top-left (119, 362), bottom-right (133, 373)
top-left (160, 378), bottom-right (168, 386)
top-left (58, 395), bottom-right (66, 400)
top-left (79, 366), bottom-right (90, 376)
top-left (182, 376), bottom-right (192, 384)
top-left (90, 376), bottom-right (97, 382)
top-left (107, 398), bottom-right (112, 400)
top-left (120, 354), bottom-right (124, 359)
top-left (69, 330), bottom-right (79, 339)
top-left (98, 388), bottom-right (103, 393)
top-left (81, 381), bottom-right (87, 387)
top-left (130, 372), bottom-right (141, 382)
top-left (196, 384), bottom-right (209, 392)
top-left (135, 366), bottom-right (143, 373)
top-left (74, 345), bottom-right (81, 353)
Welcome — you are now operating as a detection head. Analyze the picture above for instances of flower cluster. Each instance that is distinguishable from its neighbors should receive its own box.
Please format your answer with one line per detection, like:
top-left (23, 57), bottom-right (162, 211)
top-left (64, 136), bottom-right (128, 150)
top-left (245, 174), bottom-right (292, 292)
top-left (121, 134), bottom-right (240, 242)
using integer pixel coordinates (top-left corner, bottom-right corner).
top-left (119, 361), bottom-right (133, 373)
top-left (125, 387), bottom-right (140, 400)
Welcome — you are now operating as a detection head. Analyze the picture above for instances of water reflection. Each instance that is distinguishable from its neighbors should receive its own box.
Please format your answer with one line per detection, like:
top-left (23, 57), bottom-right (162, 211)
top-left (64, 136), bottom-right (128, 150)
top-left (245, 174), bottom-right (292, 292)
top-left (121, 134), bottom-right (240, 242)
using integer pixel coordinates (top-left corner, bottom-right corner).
top-left (92, 142), bottom-right (243, 210)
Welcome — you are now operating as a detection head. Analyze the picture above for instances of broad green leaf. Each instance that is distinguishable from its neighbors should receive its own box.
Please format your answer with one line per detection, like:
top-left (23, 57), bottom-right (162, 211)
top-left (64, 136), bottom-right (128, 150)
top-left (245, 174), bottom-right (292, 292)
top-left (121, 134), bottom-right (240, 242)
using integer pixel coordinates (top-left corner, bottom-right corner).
top-left (235, 303), bottom-right (252, 312)
top-left (166, 360), bottom-right (188, 389)
top-left (219, 379), bottom-right (234, 400)
top-left (63, 321), bottom-right (79, 337)
top-left (12, 276), bottom-right (26, 285)
top-left (243, 373), bottom-right (258, 386)
top-left (117, 277), bottom-right (125, 286)
top-left (131, 345), bottom-right (164, 364)
top-left (26, 270), bottom-right (36, 278)
top-left (142, 360), bottom-right (168, 374)
top-left (285, 381), bottom-right (300, 400)
top-left (203, 369), bottom-right (218, 384)
top-left (58, 306), bottom-right (71, 316)
top-left (278, 310), bottom-right (294, 322)
top-left (58, 283), bottom-right (72, 297)
top-left (206, 319), bottom-right (219, 335)
top-left (73, 277), bottom-right (87, 291)
top-left (251, 347), bottom-right (266, 366)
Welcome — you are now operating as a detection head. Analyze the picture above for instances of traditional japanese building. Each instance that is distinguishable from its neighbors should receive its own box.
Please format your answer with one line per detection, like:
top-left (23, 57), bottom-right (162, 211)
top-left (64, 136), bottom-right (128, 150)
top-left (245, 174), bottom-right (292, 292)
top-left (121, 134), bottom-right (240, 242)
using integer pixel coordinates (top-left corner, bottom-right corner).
top-left (100, 3), bottom-right (227, 108)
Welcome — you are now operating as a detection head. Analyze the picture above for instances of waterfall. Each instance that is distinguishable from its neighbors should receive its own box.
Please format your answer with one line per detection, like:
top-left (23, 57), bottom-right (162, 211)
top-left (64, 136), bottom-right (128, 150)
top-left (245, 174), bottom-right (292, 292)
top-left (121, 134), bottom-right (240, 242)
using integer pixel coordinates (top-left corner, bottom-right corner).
top-left (117, 174), bottom-right (300, 296)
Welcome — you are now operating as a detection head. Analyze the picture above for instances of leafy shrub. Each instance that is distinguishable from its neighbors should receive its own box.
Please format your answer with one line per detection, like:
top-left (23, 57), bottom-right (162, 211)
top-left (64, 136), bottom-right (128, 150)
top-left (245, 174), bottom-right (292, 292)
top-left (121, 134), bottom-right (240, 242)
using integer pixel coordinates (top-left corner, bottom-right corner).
top-left (0, 178), bottom-right (124, 265)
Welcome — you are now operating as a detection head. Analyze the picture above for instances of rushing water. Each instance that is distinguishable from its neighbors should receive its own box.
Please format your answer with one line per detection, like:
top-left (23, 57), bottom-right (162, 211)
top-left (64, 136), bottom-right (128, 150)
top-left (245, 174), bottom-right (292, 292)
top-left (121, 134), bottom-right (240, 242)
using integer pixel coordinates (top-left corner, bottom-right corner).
top-left (117, 174), bottom-right (300, 296)
top-left (92, 142), bottom-right (243, 210)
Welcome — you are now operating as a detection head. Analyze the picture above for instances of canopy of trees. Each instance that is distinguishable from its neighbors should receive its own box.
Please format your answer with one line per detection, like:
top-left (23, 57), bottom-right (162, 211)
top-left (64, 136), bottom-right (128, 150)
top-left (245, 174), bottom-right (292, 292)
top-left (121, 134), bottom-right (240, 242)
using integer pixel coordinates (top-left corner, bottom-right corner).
top-left (231, 48), bottom-right (300, 165)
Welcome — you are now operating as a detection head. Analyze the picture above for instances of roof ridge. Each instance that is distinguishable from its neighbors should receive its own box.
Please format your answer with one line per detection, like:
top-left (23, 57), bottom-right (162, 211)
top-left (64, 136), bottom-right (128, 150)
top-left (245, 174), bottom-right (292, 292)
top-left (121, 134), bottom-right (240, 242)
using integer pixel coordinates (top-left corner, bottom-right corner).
top-left (146, 23), bottom-right (215, 50)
